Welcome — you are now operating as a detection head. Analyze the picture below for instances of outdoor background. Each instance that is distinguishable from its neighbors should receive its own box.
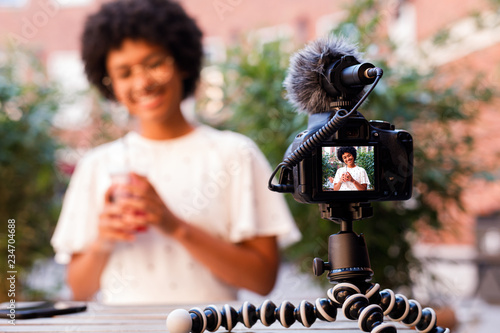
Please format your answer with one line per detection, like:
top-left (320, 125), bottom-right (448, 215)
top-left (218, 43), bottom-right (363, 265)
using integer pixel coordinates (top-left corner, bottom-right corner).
top-left (1, 0), bottom-right (500, 332)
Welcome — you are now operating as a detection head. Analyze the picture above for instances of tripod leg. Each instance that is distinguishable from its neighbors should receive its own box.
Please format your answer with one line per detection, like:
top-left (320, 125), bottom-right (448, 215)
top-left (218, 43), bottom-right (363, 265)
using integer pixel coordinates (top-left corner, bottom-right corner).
top-left (166, 283), bottom-right (450, 333)
top-left (368, 284), bottom-right (450, 333)
top-left (166, 297), bottom-right (338, 333)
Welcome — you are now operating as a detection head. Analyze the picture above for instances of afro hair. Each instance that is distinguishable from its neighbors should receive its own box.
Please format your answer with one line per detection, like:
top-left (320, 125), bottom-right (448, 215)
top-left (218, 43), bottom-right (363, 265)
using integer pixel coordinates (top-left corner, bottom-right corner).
top-left (336, 146), bottom-right (357, 163)
top-left (81, 0), bottom-right (203, 100)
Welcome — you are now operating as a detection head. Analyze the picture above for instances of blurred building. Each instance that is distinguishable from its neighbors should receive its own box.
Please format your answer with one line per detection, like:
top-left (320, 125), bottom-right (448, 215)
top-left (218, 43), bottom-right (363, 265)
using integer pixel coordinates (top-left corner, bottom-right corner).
top-left (1, 0), bottom-right (499, 302)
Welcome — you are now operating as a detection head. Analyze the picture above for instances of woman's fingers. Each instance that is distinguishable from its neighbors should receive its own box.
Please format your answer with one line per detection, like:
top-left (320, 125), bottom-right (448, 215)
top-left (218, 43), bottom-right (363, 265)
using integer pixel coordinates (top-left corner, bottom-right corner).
top-left (99, 202), bottom-right (147, 239)
top-left (100, 227), bottom-right (136, 242)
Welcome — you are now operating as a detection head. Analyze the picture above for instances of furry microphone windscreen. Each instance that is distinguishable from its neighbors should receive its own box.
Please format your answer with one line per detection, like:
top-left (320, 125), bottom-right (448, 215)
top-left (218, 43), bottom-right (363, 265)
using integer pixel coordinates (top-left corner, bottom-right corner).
top-left (283, 36), bottom-right (365, 115)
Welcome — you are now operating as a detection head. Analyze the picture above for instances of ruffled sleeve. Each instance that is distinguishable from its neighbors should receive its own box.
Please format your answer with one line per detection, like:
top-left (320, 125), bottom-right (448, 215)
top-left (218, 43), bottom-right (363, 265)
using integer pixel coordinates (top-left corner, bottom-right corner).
top-left (226, 133), bottom-right (301, 248)
top-left (50, 153), bottom-right (106, 264)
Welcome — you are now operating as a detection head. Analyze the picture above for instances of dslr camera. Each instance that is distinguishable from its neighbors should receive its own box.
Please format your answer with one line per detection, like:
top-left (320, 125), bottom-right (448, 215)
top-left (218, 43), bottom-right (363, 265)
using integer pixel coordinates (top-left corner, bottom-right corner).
top-left (285, 111), bottom-right (413, 204)
top-left (270, 53), bottom-right (413, 206)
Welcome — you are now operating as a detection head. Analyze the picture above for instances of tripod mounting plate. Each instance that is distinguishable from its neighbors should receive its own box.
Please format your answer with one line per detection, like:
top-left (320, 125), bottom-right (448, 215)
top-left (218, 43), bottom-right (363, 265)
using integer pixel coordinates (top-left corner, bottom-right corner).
top-left (320, 202), bottom-right (373, 223)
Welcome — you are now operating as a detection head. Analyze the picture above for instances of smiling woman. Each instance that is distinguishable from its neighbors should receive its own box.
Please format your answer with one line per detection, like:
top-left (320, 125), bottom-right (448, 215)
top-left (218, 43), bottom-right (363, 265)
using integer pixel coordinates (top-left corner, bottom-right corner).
top-left (50, 0), bottom-right (300, 305)
top-left (104, 40), bottom-right (188, 139)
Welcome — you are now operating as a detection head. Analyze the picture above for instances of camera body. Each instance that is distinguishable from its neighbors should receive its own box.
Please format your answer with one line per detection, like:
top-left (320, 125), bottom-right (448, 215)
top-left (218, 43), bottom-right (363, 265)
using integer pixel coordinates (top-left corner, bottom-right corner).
top-left (285, 111), bottom-right (413, 204)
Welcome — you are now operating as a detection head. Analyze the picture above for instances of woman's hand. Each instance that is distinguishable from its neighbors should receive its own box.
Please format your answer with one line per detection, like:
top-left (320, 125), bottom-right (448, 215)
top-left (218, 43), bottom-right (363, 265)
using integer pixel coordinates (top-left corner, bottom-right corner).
top-left (95, 184), bottom-right (146, 249)
top-left (108, 173), bottom-right (280, 295)
top-left (343, 172), bottom-right (353, 182)
top-left (117, 173), bottom-right (182, 236)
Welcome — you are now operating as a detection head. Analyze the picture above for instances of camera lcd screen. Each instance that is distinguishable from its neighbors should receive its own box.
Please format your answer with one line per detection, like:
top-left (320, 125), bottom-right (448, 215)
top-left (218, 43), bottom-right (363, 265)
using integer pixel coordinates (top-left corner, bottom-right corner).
top-left (321, 145), bottom-right (375, 192)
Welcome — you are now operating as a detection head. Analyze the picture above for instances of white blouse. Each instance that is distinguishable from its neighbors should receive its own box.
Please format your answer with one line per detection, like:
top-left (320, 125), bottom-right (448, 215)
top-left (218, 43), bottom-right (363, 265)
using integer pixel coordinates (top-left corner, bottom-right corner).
top-left (331, 165), bottom-right (371, 191)
top-left (51, 125), bottom-right (301, 305)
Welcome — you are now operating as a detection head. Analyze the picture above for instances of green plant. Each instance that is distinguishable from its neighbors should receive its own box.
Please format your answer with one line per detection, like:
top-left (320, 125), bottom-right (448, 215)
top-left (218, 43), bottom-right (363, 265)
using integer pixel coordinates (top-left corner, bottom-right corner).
top-left (199, 40), bottom-right (308, 168)
top-left (322, 153), bottom-right (338, 185)
top-left (357, 151), bottom-right (374, 189)
top-left (0, 47), bottom-right (63, 301)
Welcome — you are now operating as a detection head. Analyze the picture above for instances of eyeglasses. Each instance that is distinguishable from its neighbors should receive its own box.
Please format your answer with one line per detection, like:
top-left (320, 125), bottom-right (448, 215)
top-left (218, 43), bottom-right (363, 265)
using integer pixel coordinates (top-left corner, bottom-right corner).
top-left (102, 55), bottom-right (175, 89)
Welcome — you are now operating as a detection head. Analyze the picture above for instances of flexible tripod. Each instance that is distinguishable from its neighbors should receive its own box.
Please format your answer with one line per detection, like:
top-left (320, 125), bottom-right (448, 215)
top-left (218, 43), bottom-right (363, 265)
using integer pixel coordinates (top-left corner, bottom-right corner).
top-left (167, 203), bottom-right (450, 333)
